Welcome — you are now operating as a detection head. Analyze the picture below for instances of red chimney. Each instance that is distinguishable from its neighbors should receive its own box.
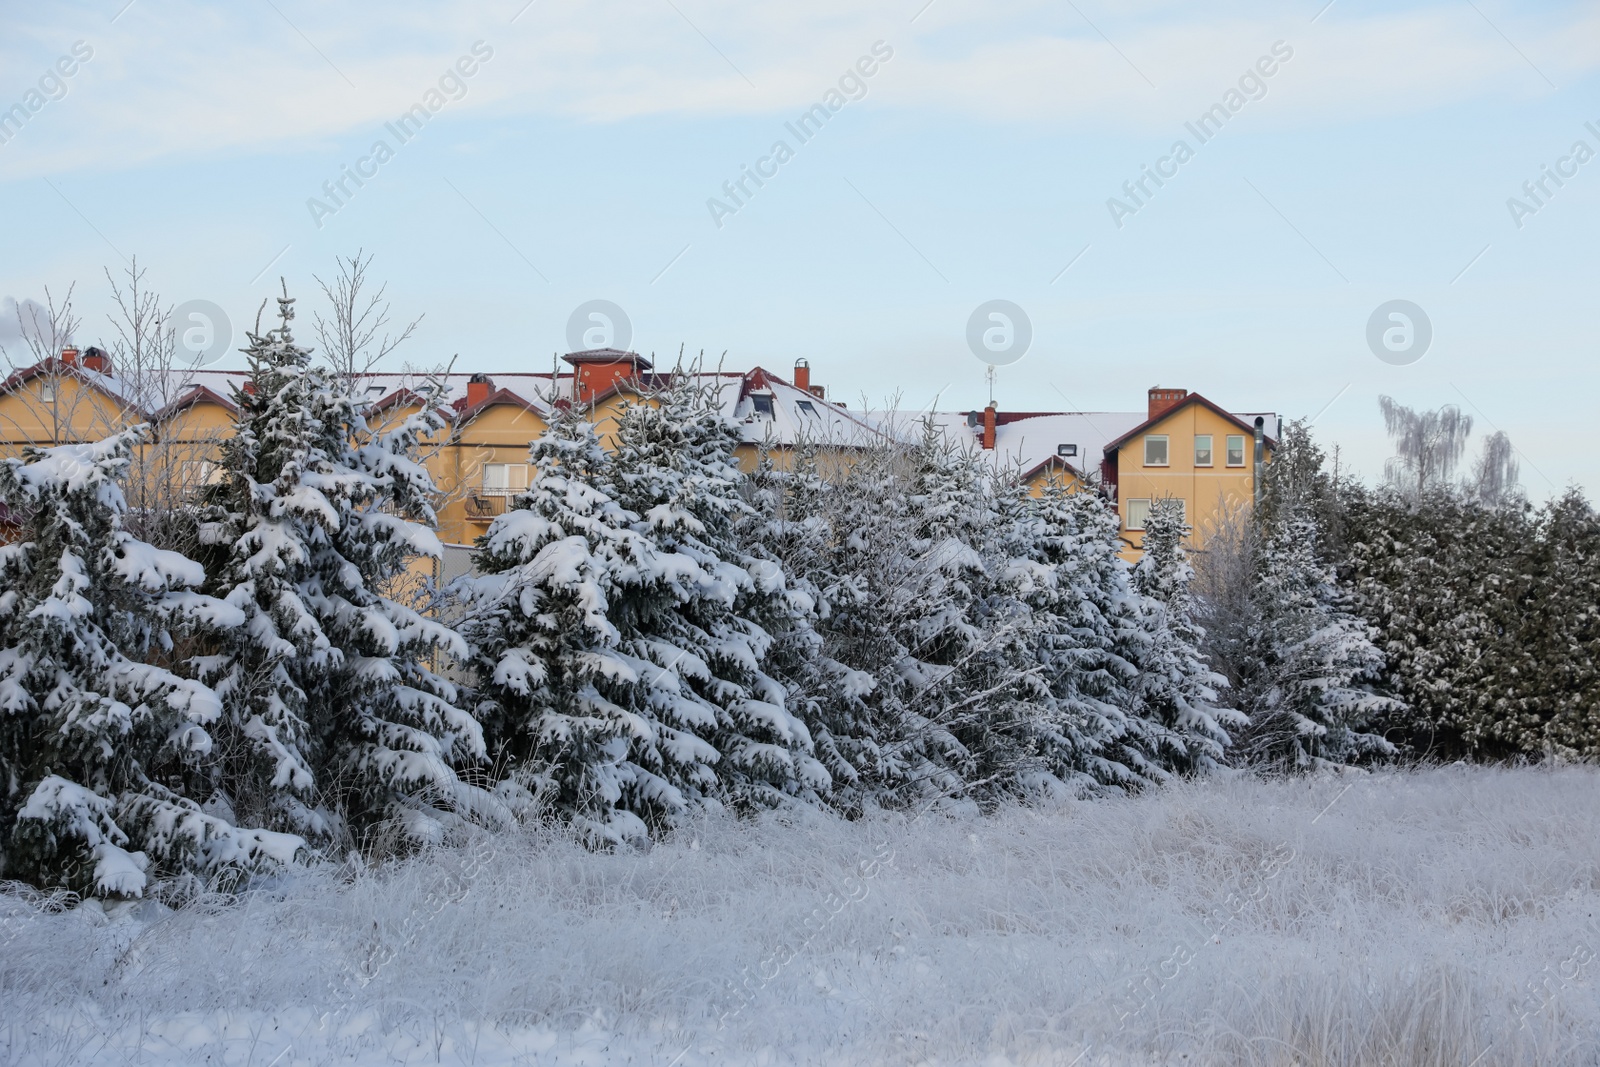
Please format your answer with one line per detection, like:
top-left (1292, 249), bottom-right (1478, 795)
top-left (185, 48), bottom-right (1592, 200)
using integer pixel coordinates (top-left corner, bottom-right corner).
top-left (1148, 387), bottom-right (1188, 421)
top-left (562, 350), bottom-right (651, 403)
top-left (793, 359), bottom-right (811, 393)
top-left (60, 345), bottom-right (79, 366)
top-left (981, 402), bottom-right (997, 451)
top-left (82, 346), bottom-right (111, 375)
top-left (466, 373), bottom-right (494, 409)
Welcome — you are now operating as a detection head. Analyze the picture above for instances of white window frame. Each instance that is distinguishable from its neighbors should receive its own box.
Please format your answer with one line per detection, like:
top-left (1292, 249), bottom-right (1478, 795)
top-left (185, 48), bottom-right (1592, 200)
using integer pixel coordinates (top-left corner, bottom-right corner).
top-left (1226, 434), bottom-right (1247, 467)
top-left (1143, 435), bottom-right (1169, 467)
top-left (38, 380), bottom-right (55, 403)
top-left (481, 463), bottom-right (528, 494)
top-left (1194, 434), bottom-right (1213, 467)
top-left (1126, 498), bottom-right (1151, 531)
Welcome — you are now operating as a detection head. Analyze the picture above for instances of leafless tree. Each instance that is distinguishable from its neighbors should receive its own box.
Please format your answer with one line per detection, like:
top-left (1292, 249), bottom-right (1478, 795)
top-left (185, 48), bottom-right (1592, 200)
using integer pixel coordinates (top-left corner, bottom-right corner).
top-left (1378, 396), bottom-right (1473, 497)
top-left (312, 250), bottom-right (422, 383)
top-left (1189, 497), bottom-right (1260, 700)
top-left (99, 260), bottom-right (226, 552)
top-left (1469, 430), bottom-right (1521, 507)
top-left (1, 286), bottom-right (84, 449)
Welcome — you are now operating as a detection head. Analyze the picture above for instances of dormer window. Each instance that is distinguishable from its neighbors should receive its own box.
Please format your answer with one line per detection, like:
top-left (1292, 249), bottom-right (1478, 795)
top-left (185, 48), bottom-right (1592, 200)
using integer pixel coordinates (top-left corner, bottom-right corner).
top-left (750, 393), bottom-right (775, 418)
top-left (796, 400), bottom-right (817, 418)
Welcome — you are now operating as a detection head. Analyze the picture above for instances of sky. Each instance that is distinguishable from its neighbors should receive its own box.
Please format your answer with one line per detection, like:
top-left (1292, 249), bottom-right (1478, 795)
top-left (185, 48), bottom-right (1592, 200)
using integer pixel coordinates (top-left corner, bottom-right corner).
top-left (2, 0), bottom-right (1597, 496)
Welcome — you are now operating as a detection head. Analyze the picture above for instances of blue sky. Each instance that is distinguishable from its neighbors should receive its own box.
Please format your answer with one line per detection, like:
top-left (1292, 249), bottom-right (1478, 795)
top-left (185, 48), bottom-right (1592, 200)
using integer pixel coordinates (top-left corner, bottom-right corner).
top-left (3, 0), bottom-right (1597, 494)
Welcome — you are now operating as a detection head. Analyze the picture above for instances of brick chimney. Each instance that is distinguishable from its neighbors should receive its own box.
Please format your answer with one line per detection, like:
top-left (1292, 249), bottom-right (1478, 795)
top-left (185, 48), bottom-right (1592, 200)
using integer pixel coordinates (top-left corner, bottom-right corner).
top-left (981, 402), bottom-right (997, 450)
top-left (563, 349), bottom-right (651, 403)
top-left (82, 346), bottom-right (111, 375)
top-left (60, 345), bottom-right (79, 366)
top-left (466, 373), bottom-right (494, 409)
top-left (1148, 387), bottom-right (1188, 421)
top-left (793, 358), bottom-right (810, 393)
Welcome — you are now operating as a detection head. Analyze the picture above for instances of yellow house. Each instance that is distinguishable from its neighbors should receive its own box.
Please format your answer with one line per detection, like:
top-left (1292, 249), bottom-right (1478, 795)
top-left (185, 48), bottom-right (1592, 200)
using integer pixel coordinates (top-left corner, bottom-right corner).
top-left (1102, 389), bottom-right (1276, 557)
top-left (931, 387), bottom-right (1277, 560)
top-left (0, 348), bottom-right (241, 516)
top-left (2, 349), bottom-right (1270, 567)
top-left (357, 352), bottom-right (884, 560)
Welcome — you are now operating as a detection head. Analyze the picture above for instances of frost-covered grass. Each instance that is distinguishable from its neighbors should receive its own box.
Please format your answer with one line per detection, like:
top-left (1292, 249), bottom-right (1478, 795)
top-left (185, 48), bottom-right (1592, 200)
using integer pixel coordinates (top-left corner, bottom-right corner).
top-left (3, 764), bottom-right (1599, 1066)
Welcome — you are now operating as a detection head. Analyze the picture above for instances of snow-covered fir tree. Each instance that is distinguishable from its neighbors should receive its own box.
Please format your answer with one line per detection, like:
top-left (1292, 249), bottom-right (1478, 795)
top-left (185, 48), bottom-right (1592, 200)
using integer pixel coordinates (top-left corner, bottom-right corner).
top-left (199, 287), bottom-right (487, 850)
top-left (0, 429), bottom-right (299, 897)
top-left (460, 414), bottom-right (719, 844)
top-left (987, 477), bottom-right (1130, 795)
top-left (744, 440), bottom-right (885, 811)
top-left (1232, 507), bottom-right (1398, 768)
top-left (1128, 498), bottom-right (1245, 775)
top-left (605, 381), bottom-right (829, 811)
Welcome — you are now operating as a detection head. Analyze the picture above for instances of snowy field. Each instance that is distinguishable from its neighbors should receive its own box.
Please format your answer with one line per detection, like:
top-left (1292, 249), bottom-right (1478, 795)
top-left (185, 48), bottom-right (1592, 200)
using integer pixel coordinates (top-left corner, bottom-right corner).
top-left (3, 765), bottom-right (1598, 1067)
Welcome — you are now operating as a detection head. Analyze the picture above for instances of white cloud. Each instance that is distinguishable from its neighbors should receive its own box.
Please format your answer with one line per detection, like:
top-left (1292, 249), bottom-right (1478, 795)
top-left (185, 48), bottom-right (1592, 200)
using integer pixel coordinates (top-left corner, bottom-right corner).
top-left (0, 0), bottom-right (1593, 180)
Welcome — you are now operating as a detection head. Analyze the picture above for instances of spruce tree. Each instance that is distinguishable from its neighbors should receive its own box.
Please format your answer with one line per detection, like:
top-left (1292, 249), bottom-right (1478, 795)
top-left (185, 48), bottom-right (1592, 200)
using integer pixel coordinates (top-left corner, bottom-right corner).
top-left (746, 440), bottom-right (888, 812)
top-left (199, 287), bottom-right (486, 850)
top-left (987, 478), bottom-right (1131, 794)
top-left (461, 415), bottom-right (718, 844)
top-left (0, 429), bottom-right (298, 897)
top-left (1235, 488), bottom-right (1399, 770)
top-left (1129, 498), bottom-right (1245, 774)
top-left (605, 383), bottom-right (829, 811)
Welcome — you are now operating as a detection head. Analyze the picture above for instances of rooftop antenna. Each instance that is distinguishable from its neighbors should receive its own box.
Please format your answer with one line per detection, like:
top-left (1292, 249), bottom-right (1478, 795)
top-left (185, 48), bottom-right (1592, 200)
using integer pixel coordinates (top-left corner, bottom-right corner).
top-left (986, 363), bottom-right (996, 406)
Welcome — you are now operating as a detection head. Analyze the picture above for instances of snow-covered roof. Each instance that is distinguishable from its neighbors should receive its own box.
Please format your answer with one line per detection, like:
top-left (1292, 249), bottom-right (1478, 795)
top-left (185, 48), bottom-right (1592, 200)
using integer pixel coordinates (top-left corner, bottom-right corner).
top-left (913, 407), bottom-right (1281, 481)
top-left (2, 355), bottom-right (886, 450)
top-left (2, 353), bottom-right (1272, 463)
top-left (925, 411), bottom-right (1148, 479)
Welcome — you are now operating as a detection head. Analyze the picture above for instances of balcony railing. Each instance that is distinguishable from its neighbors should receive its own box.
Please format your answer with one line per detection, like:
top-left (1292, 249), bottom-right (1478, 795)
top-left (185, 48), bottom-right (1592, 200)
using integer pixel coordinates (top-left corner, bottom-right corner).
top-left (465, 487), bottom-right (519, 520)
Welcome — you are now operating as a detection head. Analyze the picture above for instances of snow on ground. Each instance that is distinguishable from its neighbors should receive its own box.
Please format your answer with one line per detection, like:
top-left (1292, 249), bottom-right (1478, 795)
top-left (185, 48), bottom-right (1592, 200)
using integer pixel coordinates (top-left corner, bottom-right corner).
top-left (3, 765), bottom-right (1599, 1066)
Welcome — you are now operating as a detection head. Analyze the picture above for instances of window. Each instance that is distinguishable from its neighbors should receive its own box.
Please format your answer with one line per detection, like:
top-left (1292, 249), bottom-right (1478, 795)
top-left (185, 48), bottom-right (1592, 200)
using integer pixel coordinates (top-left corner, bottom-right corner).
top-left (1144, 435), bottom-right (1169, 466)
top-left (1194, 435), bottom-right (1213, 467)
top-left (38, 380), bottom-right (55, 403)
top-left (796, 400), bottom-right (817, 418)
top-left (481, 463), bottom-right (528, 493)
top-left (750, 394), bottom-right (775, 417)
top-left (1127, 497), bottom-right (1187, 532)
top-left (1226, 434), bottom-right (1246, 467)
top-left (1057, 443), bottom-right (1077, 457)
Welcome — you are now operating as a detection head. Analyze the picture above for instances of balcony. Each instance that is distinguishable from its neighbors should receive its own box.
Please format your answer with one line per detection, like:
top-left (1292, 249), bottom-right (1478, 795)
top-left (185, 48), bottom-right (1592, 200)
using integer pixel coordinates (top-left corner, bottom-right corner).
top-left (465, 488), bottom-right (519, 520)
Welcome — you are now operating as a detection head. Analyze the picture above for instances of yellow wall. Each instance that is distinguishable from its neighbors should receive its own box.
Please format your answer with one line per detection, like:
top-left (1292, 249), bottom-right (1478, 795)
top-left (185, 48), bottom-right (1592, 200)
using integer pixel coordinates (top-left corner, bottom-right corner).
top-left (0, 375), bottom-right (130, 457)
top-left (1113, 404), bottom-right (1266, 559)
top-left (1022, 461), bottom-right (1086, 498)
top-left (2, 373), bottom-right (1267, 571)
